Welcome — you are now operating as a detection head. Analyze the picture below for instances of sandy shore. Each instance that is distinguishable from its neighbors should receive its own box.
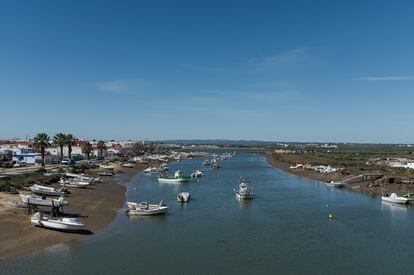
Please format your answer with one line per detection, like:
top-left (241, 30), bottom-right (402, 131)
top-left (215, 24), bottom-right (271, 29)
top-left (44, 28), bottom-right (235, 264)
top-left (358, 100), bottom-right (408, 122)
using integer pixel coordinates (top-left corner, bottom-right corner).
top-left (0, 164), bottom-right (147, 260)
top-left (265, 153), bottom-right (414, 196)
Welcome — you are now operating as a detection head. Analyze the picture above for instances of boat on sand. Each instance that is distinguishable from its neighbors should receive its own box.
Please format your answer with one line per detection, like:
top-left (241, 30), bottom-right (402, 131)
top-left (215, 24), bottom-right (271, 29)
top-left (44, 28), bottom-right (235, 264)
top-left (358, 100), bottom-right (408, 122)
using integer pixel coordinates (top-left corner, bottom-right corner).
top-left (31, 212), bottom-right (85, 231)
top-left (30, 184), bottom-right (66, 196)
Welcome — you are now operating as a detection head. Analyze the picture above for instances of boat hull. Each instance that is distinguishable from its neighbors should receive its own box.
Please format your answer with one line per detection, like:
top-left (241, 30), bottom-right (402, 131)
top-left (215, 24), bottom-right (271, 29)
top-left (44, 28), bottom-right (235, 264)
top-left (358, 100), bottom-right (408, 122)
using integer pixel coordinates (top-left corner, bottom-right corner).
top-left (158, 177), bottom-right (190, 183)
top-left (381, 197), bottom-right (408, 204)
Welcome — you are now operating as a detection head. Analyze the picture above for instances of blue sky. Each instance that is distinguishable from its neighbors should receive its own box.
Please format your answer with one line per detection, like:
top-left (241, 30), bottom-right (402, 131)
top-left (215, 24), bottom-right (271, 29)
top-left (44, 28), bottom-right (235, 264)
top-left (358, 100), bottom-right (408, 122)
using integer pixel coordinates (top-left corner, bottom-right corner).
top-left (1, 0), bottom-right (414, 143)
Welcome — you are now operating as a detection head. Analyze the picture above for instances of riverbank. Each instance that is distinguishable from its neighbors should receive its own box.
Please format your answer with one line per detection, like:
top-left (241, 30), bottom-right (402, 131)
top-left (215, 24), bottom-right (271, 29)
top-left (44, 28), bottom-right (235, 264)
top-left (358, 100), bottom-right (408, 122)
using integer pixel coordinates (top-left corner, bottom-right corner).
top-left (265, 153), bottom-right (414, 196)
top-left (0, 164), bottom-right (147, 260)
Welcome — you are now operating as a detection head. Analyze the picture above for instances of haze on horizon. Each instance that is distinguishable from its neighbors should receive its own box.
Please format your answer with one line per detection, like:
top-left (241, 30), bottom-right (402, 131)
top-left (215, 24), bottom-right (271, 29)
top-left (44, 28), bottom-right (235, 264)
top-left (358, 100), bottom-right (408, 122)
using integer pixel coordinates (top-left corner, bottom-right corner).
top-left (1, 1), bottom-right (413, 144)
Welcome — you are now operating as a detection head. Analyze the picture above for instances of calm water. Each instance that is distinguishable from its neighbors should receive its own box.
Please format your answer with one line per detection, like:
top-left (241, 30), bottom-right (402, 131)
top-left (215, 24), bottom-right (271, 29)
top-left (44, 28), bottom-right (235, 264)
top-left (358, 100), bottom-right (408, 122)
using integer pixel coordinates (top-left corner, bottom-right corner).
top-left (1, 154), bottom-right (414, 274)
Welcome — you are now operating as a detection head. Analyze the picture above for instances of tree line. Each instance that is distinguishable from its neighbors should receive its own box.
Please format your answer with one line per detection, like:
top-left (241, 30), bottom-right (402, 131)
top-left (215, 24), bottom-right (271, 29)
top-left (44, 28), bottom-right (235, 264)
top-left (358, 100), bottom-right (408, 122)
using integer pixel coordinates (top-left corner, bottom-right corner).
top-left (33, 133), bottom-right (107, 166)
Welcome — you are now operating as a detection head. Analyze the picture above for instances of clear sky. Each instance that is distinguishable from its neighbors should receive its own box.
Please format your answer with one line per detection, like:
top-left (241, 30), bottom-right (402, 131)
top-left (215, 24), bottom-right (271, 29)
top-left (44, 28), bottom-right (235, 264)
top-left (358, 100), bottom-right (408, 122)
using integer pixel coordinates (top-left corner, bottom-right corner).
top-left (1, 0), bottom-right (413, 143)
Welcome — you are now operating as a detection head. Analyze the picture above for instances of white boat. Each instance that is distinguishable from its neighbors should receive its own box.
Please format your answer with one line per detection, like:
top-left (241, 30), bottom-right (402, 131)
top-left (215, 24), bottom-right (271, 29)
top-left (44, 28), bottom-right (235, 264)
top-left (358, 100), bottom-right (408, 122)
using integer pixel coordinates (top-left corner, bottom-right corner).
top-left (381, 193), bottom-right (408, 204)
top-left (31, 212), bottom-right (85, 231)
top-left (177, 192), bottom-right (190, 202)
top-left (20, 194), bottom-right (67, 207)
top-left (327, 181), bottom-right (346, 187)
top-left (98, 171), bottom-right (114, 176)
top-left (59, 178), bottom-right (90, 188)
top-left (191, 170), bottom-right (204, 178)
top-left (126, 201), bottom-right (168, 216)
top-left (158, 170), bottom-right (191, 183)
top-left (30, 184), bottom-right (66, 196)
top-left (144, 167), bottom-right (159, 173)
top-left (234, 180), bottom-right (254, 200)
top-left (202, 160), bottom-right (210, 166)
top-left (99, 164), bottom-right (115, 170)
top-left (122, 163), bottom-right (135, 168)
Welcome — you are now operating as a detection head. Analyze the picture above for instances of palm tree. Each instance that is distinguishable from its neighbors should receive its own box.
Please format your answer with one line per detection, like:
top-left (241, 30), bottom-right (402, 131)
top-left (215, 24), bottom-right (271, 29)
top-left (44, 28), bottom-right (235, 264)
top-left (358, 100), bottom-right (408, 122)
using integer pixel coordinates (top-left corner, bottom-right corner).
top-left (97, 140), bottom-right (107, 159)
top-left (53, 133), bottom-right (66, 160)
top-left (33, 133), bottom-right (50, 166)
top-left (65, 134), bottom-right (76, 160)
top-left (82, 142), bottom-right (93, 159)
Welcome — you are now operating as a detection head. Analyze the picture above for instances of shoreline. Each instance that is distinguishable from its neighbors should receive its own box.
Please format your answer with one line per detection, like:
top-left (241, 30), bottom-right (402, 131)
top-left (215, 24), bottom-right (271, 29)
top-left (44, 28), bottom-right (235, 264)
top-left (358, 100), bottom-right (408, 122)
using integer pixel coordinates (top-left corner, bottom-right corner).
top-left (0, 164), bottom-right (147, 261)
top-left (264, 153), bottom-right (414, 197)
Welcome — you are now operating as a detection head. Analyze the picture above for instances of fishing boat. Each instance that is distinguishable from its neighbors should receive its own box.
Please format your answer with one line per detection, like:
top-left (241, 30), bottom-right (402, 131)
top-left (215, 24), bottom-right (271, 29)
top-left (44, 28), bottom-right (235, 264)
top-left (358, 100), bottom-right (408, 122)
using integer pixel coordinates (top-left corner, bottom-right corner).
top-left (401, 192), bottom-right (414, 203)
top-left (30, 184), bottom-right (66, 196)
top-left (191, 170), bottom-right (204, 178)
top-left (177, 192), bottom-right (190, 202)
top-left (212, 159), bottom-right (220, 169)
top-left (126, 201), bottom-right (168, 216)
top-left (381, 193), bottom-right (408, 204)
top-left (158, 170), bottom-right (191, 183)
top-left (20, 194), bottom-right (68, 207)
top-left (31, 212), bottom-right (85, 231)
top-left (234, 179), bottom-right (254, 200)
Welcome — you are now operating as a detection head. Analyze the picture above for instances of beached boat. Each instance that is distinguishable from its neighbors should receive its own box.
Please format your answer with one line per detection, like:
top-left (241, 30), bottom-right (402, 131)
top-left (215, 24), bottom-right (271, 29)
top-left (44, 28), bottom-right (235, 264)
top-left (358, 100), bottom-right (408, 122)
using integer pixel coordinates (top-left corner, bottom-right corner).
top-left (191, 170), bottom-right (204, 178)
top-left (98, 171), bottom-right (114, 176)
top-left (65, 173), bottom-right (102, 183)
top-left (122, 163), bottom-right (135, 168)
top-left (99, 164), bottom-right (115, 170)
top-left (59, 178), bottom-right (90, 188)
top-left (177, 192), bottom-right (190, 202)
top-left (126, 201), bottom-right (168, 216)
top-left (327, 181), bottom-right (346, 187)
top-left (20, 194), bottom-right (67, 207)
top-left (158, 170), bottom-right (191, 183)
top-left (30, 184), bottom-right (66, 196)
top-left (234, 179), bottom-right (254, 200)
top-left (31, 212), bottom-right (85, 231)
top-left (381, 193), bottom-right (408, 204)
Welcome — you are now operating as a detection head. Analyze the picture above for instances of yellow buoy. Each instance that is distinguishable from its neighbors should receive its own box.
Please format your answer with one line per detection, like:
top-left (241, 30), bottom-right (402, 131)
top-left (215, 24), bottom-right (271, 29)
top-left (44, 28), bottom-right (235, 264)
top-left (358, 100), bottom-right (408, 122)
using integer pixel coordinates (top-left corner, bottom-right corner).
top-left (328, 213), bottom-right (333, 219)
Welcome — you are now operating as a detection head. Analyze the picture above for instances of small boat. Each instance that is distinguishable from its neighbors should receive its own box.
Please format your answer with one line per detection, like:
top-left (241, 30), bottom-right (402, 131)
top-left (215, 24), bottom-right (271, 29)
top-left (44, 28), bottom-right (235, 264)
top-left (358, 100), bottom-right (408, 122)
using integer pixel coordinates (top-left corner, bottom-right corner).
top-left (20, 194), bottom-right (67, 207)
top-left (59, 178), bottom-right (90, 188)
top-left (212, 159), bottom-right (220, 169)
top-left (202, 160), bottom-right (210, 166)
top-left (126, 201), bottom-right (168, 216)
top-left (122, 163), bottom-right (135, 168)
top-left (31, 212), bottom-right (85, 231)
top-left (99, 164), bottom-right (115, 170)
top-left (158, 170), bottom-right (191, 183)
top-left (234, 179), bottom-right (254, 200)
top-left (30, 184), bottom-right (66, 196)
top-left (98, 171), bottom-right (114, 176)
top-left (191, 170), bottom-right (204, 178)
top-left (177, 192), bottom-right (190, 202)
top-left (401, 192), bottom-right (414, 203)
top-left (144, 167), bottom-right (159, 173)
top-left (327, 181), bottom-right (346, 187)
top-left (381, 193), bottom-right (408, 204)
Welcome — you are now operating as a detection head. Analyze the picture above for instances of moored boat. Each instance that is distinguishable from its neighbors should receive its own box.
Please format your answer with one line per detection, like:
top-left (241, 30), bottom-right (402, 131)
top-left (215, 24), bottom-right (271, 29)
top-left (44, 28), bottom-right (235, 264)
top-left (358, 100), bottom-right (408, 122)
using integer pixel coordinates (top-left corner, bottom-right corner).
top-left (381, 193), bottom-right (408, 204)
top-left (126, 201), bottom-right (168, 215)
top-left (177, 192), bottom-right (190, 202)
top-left (234, 179), bottom-right (254, 200)
top-left (191, 170), bottom-right (204, 178)
top-left (158, 170), bottom-right (191, 183)
top-left (31, 212), bottom-right (85, 231)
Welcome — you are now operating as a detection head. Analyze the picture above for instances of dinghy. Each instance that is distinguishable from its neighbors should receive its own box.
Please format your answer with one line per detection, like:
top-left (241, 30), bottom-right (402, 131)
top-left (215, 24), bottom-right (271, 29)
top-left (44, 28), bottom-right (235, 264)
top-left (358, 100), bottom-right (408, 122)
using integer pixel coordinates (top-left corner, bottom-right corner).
top-left (31, 212), bottom-right (85, 231)
top-left (382, 193), bottom-right (408, 204)
top-left (177, 192), bottom-right (190, 202)
top-left (30, 184), bottom-right (66, 196)
top-left (59, 178), bottom-right (90, 188)
top-left (126, 201), bottom-right (168, 216)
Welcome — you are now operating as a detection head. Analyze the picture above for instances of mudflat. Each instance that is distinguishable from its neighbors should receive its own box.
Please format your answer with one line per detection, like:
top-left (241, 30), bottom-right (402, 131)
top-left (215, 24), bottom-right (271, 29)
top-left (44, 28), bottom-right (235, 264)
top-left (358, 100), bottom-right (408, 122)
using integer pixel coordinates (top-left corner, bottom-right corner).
top-left (0, 164), bottom-right (146, 260)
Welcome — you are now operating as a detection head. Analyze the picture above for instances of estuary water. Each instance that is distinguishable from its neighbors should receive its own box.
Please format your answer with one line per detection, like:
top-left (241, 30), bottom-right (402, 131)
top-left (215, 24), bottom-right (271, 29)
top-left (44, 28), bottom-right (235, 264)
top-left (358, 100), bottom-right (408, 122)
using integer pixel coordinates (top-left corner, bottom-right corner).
top-left (1, 154), bottom-right (414, 274)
